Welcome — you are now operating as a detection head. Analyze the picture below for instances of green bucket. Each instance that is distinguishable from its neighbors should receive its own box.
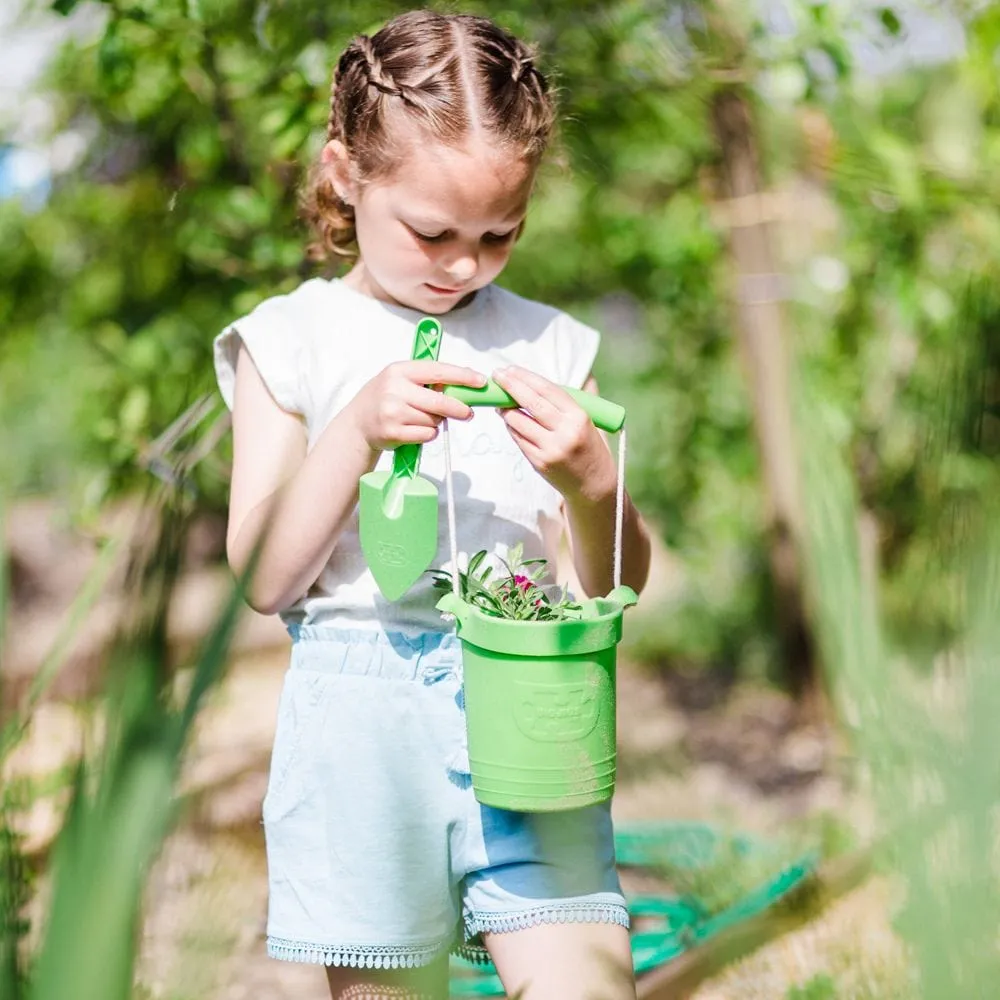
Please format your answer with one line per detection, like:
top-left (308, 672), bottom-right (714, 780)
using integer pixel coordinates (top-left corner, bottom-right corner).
top-left (436, 586), bottom-right (638, 813)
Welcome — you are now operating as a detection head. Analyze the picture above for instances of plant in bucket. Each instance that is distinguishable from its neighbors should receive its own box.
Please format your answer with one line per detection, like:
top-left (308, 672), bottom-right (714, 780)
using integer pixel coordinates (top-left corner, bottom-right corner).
top-left (429, 543), bottom-right (582, 622)
top-left (358, 318), bottom-right (637, 814)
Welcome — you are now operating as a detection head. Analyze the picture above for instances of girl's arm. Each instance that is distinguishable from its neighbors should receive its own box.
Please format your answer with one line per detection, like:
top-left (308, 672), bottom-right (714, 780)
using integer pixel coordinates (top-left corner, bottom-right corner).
top-left (226, 342), bottom-right (484, 615)
top-left (226, 343), bottom-right (378, 615)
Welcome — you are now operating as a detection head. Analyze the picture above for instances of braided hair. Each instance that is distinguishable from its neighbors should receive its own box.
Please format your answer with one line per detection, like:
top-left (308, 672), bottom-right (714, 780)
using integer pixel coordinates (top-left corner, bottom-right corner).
top-left (302, 10), bottom-right (557, 262)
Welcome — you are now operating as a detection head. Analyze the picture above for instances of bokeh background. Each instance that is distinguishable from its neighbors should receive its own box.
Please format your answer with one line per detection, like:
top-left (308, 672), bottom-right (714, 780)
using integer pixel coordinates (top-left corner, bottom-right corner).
top-left (1, 1), bottom-right (998, 998)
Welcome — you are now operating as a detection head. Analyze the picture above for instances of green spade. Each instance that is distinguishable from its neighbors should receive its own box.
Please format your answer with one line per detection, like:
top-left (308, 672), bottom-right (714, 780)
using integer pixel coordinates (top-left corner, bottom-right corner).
top-left (358, 317), bottom-right (444, 601)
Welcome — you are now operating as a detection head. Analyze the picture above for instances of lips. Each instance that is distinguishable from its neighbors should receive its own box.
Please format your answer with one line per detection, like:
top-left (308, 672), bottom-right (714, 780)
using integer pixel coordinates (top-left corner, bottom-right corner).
top-left (425, 283), bottom-right (463, 295)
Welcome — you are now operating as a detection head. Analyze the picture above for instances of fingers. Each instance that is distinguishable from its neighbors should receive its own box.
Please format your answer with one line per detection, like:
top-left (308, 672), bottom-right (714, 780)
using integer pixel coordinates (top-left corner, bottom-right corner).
top-left (398, 403), bottom-right (439, 428)
top-left (492, 366), bottom-right (573, 432)
top-left (390, 426), bottom-right (439, 446)
top-left (405, 424), bottom-right (440, 444)
top-left (382, 361), bottom-right (482, 425)
top-left (503, 416), bottom-right (546, 466)
top-left (382, 405), bottom-right (440, 447)
top-left (400, 361), bottom-right (487, 388)
top-left (408, 384), bottom-right (474, 421)
top-left (500, 407), bottom-right (544, 447)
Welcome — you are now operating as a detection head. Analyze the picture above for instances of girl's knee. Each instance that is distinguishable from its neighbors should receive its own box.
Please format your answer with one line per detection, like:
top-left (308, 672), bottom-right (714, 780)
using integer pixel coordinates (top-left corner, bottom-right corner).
top-left (485, 921), bottom-right (635, 1000)
top-left (324, 956), bottom-right (449, 1000)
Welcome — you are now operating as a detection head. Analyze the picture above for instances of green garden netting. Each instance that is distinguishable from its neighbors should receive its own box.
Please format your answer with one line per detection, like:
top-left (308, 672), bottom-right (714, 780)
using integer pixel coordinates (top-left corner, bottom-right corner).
top-left (449, 821), bottom-right (817, 996)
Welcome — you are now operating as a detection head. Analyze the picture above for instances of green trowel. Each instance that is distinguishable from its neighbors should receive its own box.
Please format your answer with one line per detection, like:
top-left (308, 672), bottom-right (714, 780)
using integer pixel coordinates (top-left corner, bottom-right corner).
top-left (358, 317), bottom-right (445, 601)
top-left (359, 316), bottom-right (628, 601)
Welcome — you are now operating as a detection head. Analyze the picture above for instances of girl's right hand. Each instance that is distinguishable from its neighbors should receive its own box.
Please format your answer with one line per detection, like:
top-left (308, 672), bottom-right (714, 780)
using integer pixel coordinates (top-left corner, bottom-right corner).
top-left (346, 361), bottom-right (487, 451)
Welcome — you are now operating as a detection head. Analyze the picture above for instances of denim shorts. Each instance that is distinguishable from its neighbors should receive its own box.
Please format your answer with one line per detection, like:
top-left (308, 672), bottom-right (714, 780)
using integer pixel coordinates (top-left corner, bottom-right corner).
top-left (263, 625), bottom-right (628, 970)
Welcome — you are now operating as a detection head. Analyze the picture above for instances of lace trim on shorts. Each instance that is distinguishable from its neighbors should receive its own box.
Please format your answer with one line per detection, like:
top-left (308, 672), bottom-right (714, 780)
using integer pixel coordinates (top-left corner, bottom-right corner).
top-left (267, 936), bottom-right (447, 969)
top-left (453, 941), bottom-right (493, 965)
top-left (456, 899), bottom-right (630, 963)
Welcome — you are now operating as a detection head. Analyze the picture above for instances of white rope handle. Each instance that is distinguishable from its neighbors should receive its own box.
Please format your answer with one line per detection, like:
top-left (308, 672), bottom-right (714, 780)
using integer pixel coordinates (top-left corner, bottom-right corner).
top-left (441, 417), bottom-right (627, 595)
top-left (613, 425), bottom-right (627, 591)
top-left (441, 419), bottom-right (461, 598)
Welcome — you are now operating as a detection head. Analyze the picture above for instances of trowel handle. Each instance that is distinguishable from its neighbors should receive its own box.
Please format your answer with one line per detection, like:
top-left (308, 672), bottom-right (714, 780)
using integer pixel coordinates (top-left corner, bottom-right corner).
top-left (393, 317), bottom-right (444, 480)
top-left (443, 380), bottom-right (626, 433)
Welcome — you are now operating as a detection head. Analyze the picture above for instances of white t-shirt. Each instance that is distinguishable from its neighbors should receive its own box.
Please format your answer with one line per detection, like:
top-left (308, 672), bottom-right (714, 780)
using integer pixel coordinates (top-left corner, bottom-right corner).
top-left (214, 277), bottom-right (600, 633)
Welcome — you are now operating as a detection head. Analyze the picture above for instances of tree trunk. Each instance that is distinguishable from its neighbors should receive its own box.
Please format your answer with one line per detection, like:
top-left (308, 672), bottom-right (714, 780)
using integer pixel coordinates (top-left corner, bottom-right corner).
top-left (710, 89), bottom-right (823, 721)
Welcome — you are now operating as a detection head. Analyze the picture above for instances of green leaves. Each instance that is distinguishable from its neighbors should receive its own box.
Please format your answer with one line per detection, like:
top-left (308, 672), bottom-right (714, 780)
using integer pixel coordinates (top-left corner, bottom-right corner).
top-left (431, 545), bottom-right (582, 622)
top-left (97, 21), bottom-right (136, 93)
top-left (878, 7), bottom-right (903, 37)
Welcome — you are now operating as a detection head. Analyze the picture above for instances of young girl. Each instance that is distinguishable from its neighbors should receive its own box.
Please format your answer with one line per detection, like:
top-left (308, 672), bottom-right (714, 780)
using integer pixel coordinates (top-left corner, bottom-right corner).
top-left (214, 10), bottom-right (651, 999)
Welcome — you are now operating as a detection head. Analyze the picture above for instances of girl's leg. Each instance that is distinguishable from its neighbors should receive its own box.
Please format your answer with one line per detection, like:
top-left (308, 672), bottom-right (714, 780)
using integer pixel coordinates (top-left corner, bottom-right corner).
top-left (484, 920), bottom-right (636, 1000)
top-left (325, 955), bottom-right (450, 1000)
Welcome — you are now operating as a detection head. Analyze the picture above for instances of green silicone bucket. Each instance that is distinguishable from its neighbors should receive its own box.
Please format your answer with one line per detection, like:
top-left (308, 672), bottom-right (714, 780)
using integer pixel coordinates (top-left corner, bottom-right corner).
top-left (436, 586), bottom-right (637, 813)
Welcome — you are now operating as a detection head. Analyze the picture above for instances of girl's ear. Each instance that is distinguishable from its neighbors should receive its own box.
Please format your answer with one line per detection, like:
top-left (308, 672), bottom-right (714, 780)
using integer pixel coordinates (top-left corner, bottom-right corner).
top-left (321, 140), bottom-right (357, 205)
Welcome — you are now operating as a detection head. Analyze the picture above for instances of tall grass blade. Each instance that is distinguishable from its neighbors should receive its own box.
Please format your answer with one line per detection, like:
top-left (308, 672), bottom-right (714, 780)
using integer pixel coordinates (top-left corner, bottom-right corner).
top-left (1, 493), bottom-right (30, 1000)
top-left (26, 494), bottom-right (247, 1000)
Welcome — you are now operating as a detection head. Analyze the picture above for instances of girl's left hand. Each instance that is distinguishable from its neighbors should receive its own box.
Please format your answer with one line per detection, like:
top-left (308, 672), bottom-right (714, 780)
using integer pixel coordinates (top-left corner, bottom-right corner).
top-left (492, 366), bottom-right (617, 503)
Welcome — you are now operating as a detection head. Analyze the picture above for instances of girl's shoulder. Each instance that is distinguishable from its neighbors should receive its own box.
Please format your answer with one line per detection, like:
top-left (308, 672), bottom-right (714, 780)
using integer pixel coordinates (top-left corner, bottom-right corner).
top-left (213, 277), bottom-right (351, 414)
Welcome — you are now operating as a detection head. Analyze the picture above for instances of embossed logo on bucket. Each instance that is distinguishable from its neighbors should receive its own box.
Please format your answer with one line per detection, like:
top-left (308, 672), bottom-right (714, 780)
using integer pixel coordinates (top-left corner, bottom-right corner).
top-left (512, 680), bottom-right (601, 742)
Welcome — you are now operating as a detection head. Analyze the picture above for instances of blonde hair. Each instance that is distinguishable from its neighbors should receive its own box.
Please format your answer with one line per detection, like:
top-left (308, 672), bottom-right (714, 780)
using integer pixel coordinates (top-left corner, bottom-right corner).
top-left (301, 10), bottom-right (557, 262)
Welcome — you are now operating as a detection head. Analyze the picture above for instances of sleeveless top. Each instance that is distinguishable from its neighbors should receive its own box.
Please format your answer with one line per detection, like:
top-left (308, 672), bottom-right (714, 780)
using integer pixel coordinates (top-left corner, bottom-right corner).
top-left (214, 278), bottom-right (600, 632)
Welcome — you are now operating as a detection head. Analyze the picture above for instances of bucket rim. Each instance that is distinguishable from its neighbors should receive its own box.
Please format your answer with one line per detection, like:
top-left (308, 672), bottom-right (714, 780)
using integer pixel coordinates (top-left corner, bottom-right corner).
top-left (435, 586), bottom-right (637, 656)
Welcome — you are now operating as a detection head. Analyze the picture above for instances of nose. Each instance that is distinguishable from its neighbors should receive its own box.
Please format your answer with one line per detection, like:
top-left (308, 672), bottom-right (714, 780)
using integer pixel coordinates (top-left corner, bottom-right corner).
top-left (444, 248), bottom-right (478, 285)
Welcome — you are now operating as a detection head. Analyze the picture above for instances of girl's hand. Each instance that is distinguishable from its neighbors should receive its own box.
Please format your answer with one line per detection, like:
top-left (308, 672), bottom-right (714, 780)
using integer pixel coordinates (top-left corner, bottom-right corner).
top-left (346, 361), bottom-right (486, 451)
top-left (492, 366), bottom-right (617, 503)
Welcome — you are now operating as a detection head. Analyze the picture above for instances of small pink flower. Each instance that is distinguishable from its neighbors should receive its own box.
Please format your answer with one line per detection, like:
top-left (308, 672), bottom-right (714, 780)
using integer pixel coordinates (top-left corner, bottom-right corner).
top-left (513, 574), bottom-right (532, 592)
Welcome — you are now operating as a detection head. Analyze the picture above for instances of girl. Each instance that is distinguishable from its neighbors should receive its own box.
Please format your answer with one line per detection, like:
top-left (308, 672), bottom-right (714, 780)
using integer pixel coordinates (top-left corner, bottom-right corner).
top-left (214, 10), bottom-right (651, 1000)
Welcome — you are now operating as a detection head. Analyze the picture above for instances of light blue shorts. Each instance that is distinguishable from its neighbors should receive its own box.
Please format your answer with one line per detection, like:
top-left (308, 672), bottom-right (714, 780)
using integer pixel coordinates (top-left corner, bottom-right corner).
top-left (263, 626), bottom-right (628, 970)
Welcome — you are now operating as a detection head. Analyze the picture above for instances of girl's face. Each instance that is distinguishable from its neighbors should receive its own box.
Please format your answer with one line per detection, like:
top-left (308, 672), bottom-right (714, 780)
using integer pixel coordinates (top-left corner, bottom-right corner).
top-left (329, 136), bottom-right (536, 314)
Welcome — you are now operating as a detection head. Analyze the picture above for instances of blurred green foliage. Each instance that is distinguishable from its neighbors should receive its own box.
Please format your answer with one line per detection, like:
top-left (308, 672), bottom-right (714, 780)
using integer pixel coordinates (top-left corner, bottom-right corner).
top-left (0, 492), bottom-right (248, 1000)
top-left (799, 351), bottom-right (1000, 999)
top-left (1, 0), bottom-right (997, 677)
top-left (786, 974), bottom-right (836, 1000)
top-left (1, 7), bottom-right (999, 995)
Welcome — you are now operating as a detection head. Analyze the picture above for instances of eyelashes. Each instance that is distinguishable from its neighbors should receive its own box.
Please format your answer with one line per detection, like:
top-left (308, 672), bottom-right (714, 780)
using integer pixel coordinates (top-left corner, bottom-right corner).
top-left (411, 229), bottom-right (447, 244)
top-left (483, 230), bottom-right (517, 245)
top-left (407, 226), bottom-right (516, 246)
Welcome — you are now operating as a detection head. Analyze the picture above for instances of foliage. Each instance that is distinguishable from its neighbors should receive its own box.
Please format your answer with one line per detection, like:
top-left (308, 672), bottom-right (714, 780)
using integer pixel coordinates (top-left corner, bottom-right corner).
top-left (800, 5), bottom-right (1000, 652)
top-left (430, 543), bottom-right (581, 621)
top-left (0, 491), bottom-right (248, 1000)
top-left (787, 974), bottom-right (837, 1000)
top-left (798, 342), bottom-right (1000, 996)
top-left (1, 0), bottom-right (998, 678)
top-left (0, 798), bottom-right (32, 994)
